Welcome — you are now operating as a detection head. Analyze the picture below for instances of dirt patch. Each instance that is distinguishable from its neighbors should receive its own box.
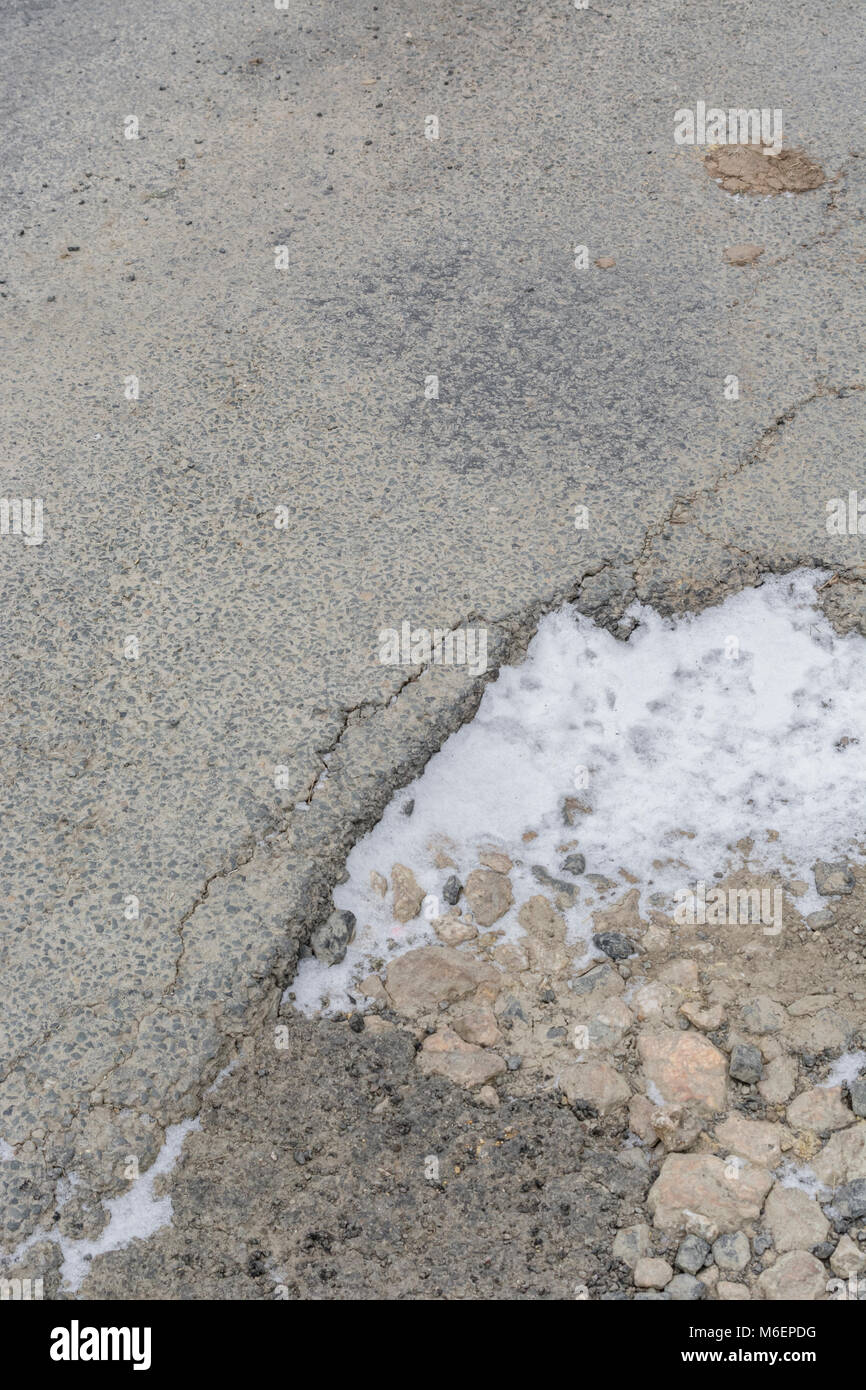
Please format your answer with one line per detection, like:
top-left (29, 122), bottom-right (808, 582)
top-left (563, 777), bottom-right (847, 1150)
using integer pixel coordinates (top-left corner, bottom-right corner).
top-left (705, 145), bottom-right (826, 195)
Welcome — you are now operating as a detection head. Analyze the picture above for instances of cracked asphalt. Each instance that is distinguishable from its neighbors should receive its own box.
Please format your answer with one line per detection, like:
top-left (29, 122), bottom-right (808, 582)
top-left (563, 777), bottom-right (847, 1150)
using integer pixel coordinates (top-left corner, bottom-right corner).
top-left (1, 0), bottom-right (864, 1292)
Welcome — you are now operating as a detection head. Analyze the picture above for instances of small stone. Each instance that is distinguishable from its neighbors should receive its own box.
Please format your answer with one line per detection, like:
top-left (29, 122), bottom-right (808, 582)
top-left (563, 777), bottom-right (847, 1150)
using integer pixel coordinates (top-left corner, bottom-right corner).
top-left (464, 869), bottom-right (513, 927)
top-left (479, 851), bottom-right (512, 874)
top-left (639, 1027), bottom-right (727, 1112)
top-left (680, 1002), bottom-right (724, 1031)
top-left (518, 895), bottom-right (569, 973)
top-left (813, 859), bottom-right (855, 896)
top-left (830, 1234), bottom-right (866, 1278)
top-left (417, 1028), bottom-right (506, 1088)
top-left (391, 863), bottom-right (424, 922)
top-left (612, 1223), bottom-right (652, 1268)
top-left (788, 1086), bottom-right (855, 1133)
top-left (358, 974), bottom-right (388, 1003)
top-left (730, 1042), bottom-right (763, 1084)
top-left (385, 946), bottom-right (499, 1017)
top-left (723, 242), bottom-right (763, 266)
top-left (718, 1280), bottom-right (751, 1300)
top-left (370, 871), bottom-right (388, 898)
top-left (675, 1235), bottom-right (710, 1275)
top-left (434, 914), bottom-right (477, 946)
top-left (477, 1084), bottom-right (499, 1108)
top-left (310, 909), bottom-right (356, 966)
top-left (832, 1179), bottom-right (866, 1223)
top-left (741, 995), bottom-right (786, 1034)
top-left (807, 909), bottom-right (836, 930)
top-left (756, 1250), bottom-right (826, 1301)
top-left (593, 931), bottom-right (635, 960)
top-left (401, 799), bottom-right (414, 816)
top-left (647, 1154), bottom-right (773, 1234)
top-left (712, 1232), bottom-right (750, 1273)
top-left (570, 962), bottom-right (625, 1000)
top-left (666, 1273), bottom-right (706, 1300)
top-left (715, 1113), bottom-right (782, 1168)
top-left (594, 255), bottom-right (616, 269)
top-left (506, 1054), bottom-right (523, 1071)
top-left (652, 1105), bottom-right (704, 1153)
top-left (811, 1124), bottom-right (866, 1187)
top-left (763, 1184), bottom-right (829, 1253)
top-left (759, 1055), bottom-right (798, 1104)
top-left (442, 875), bottom-right (462, 906)
top-left (848, 1078), bottom-right (866, 1118)
top-left (451, 1005), bottom-right (501, 1047)
top-left (634, 1257), bottom-right (673, 1289)
top-left (562, 1059), bottom-right (631, 1114)
top-left (561, 852), bottom-right (586, 876)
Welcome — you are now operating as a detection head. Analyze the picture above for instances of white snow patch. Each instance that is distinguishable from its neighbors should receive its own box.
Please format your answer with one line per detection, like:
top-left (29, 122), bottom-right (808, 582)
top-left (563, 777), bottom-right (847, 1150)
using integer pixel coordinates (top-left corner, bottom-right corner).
top-left (776, 1159), bottom-right (830, 1197)
top-left (286, 569), bottom-right (866, 1017)
top-left (821, 1051), bottom-right (866, 1089)
top-left (58, 1118), bottom-right (199, 1292)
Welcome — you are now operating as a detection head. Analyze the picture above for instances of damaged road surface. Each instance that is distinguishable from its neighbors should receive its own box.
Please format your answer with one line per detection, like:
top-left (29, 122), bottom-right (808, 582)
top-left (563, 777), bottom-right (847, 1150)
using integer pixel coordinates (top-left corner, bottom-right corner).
top-left (1, 0), bottom-right (865, 1305)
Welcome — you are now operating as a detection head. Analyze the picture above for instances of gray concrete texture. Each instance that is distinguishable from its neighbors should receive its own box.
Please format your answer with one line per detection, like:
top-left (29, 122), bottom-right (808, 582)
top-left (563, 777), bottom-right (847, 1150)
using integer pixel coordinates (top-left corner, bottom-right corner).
top-left (0, 0), bottom-right (864, 1251)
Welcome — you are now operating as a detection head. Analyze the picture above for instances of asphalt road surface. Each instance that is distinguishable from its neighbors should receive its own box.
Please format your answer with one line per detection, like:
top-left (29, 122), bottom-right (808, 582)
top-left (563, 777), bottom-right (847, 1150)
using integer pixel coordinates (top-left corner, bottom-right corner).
top-left (1, 0), bottom-right (864, 1290)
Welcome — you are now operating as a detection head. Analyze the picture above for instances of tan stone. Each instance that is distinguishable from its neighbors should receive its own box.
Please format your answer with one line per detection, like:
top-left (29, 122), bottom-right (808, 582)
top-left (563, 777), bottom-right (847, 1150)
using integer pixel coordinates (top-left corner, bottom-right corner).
top-left (638, 1027), bottom-right (727, 1112)
top-left (612, 1223), bottom-right (652, 1268)
top-left (634, 1257), bottom-right (673, 1289)
top-left (758, 1055), bottom-right (798, 1104)
top-left (629, 1094), bottom-right (658, 1143)
top-left (647, 1153), bottom-right (773, 1233)
top-left (830, 1235), bottom-right (866, 1279)
top-left (718, 1280), bottom-right (751, 1300)
top-left (450, 1005), bottom-right (502, 1047)
top-left (433, 914), bottom-right (478, 946)
top-left (756, 1250), bottom-right (827, 1301)
top-left (518, 894), bottom-right (569, 974)
top-left (652, 1105), bottom-right (704, 1153)
top-left (561, 1059), bottom-right (631, 1114)
top-left (493, 942), bottom-right (528, 972)
top-left (391, 863), bottom-right (424, 923)
top-left (385, 946), bottom-right (499, 1017)
top-left (463, 869), bottom-right (513, 927)
top-left (417, 1028), bottom-right (506, 1087)
top-left (723, 242), bottom-right (764, 266)
top-left (680, 1002), bottom-right (724, 1031)
top-left (370, 871), bottom-right (388, 898)
top-left (659, 959), bottom-right (699, 991)
top-left (479, 851), bottom-right (512, 874)
top-left (358, 974), bottom-right (388, 1004)
top-left (763, 1184), bottom-right (829, 1253)
top-left (632, 981), bottom-right (677, 1020)
top-left (787, 1086), bottom-right (855, 1134)
top-left (715, 1113), bottom-right (783, 1168)
top-left (811, 1122), bottom-right (866, 1187)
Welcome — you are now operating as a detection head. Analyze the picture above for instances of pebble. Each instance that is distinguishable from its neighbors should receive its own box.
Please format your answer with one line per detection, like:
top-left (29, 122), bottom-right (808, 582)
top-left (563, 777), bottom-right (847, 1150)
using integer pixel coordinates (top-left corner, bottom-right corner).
top-left (729, 1042), bottom-right (763, 1084)
top-left (310, 909), bottom-right (356, 966)
top-left (813, 860), bottom-right (855, 895)
top-left (442, 874), bottom-right (462, 906)
top-left (561, 852), bottom-right (586, 876)
top-left (675, 1235), bottom-right (710, 1274)
top-left (592, 931), bottom-right (635, 961)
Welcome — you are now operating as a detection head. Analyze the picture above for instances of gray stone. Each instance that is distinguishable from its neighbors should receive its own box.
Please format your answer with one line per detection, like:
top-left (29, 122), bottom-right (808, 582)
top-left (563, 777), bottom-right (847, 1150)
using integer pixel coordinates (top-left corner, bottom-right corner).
top-left (848, 1077), bottom-right (866, 1119)
top-left (311, 909), bottom-right (356, 966)
top-left (561, 852), bottom-right (586, 876)
top-left (675, 1234), bottom-right (710, 1274)
top-left (666, 1273), bottom-right (706, 1300)
top-left (712, 1231), bottom-right (750, 1273)
top-left (592, 931), bottom-right (636, 961)
top-left (806, 909), bottom-right (836, 930)
top-left (441, 875), bottom-right (462, 906)
top-left (730, 1042), bottom-right (763, 1084)
top-left (813, 860), bottom-right (855, 896)
top-left (833, 1179), bottom-right (866, 1224)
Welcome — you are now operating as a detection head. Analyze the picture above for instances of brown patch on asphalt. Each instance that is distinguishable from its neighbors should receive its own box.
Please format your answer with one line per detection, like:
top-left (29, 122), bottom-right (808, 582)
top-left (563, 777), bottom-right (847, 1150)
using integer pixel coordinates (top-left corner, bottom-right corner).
top-left (705, 145), bottom-right (825, 195)
top-left (724, 243), bottom-right (764, 266)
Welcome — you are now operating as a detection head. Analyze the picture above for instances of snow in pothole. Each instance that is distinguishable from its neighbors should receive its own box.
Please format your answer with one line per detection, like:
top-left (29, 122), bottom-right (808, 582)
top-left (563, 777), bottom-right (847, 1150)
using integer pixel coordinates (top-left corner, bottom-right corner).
top-left (288, 569), bottom-right (866, 1017)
